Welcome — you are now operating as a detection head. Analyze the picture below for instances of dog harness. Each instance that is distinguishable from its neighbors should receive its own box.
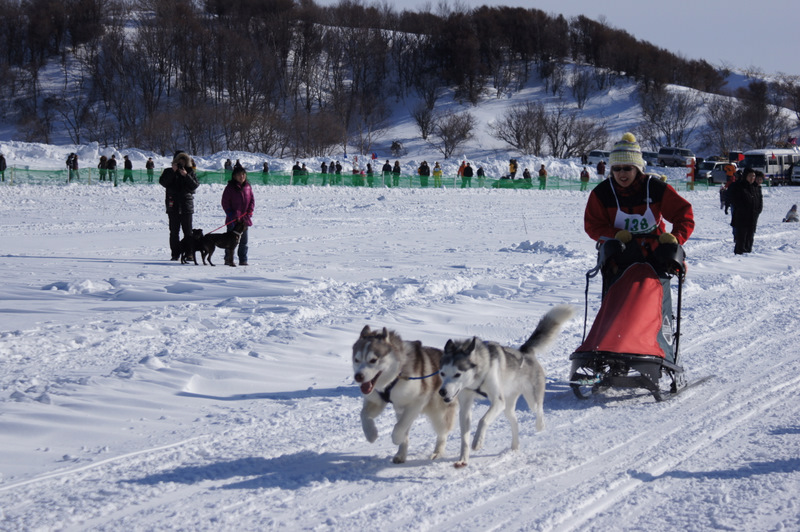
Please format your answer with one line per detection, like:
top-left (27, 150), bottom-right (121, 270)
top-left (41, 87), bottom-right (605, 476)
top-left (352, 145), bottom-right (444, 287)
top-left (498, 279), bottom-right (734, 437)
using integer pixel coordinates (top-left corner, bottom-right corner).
top-left (377, 371), bottom-right (440, 404)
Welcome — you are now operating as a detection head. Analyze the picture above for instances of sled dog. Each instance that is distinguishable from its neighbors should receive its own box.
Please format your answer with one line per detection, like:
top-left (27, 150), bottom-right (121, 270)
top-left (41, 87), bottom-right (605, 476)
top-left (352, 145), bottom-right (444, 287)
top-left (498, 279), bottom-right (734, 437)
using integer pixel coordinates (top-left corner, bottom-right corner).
top-left (352, 325), bottom-right (457, 464)
top-left (180, 228), bottom-right (204, 265)
top-left (439, 305), bottom-right (574, 467)
top-left (199, 221), bottom-right (245, 266)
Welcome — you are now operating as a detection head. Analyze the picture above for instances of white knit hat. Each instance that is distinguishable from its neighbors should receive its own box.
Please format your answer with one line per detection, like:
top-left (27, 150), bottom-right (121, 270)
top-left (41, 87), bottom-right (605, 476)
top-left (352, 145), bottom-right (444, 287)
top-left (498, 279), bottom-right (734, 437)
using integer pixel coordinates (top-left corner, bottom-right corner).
top-left (609, 132), bottom-right (646, 173)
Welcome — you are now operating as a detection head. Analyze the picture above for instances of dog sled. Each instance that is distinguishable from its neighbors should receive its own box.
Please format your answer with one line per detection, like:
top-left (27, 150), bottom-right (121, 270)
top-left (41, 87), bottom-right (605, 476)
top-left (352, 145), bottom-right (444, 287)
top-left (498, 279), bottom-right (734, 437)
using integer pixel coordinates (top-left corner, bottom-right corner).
top-left (569, 236), bottom-right (699, 402)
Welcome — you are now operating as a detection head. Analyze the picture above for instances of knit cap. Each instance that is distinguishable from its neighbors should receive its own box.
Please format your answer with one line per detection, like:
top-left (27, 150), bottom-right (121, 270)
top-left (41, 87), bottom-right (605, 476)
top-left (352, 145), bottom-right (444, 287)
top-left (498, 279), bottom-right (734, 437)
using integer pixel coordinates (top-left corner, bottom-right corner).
top-left (609, 132), bottom-right (646, 173)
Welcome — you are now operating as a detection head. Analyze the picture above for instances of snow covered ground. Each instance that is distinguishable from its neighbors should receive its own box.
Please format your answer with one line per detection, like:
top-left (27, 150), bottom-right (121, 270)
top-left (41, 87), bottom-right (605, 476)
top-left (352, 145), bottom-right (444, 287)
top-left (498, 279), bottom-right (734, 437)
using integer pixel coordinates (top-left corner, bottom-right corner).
top-left (1, 166), bottom-right (799, 530)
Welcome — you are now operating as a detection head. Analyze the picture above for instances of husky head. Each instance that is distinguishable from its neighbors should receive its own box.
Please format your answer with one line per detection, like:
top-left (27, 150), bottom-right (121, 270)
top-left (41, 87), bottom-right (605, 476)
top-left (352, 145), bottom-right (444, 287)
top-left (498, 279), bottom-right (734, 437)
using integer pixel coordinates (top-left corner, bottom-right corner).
top-left (352, 325), bottom-right (402, 395)
top-left (438, 337), bottom-right (481, 403)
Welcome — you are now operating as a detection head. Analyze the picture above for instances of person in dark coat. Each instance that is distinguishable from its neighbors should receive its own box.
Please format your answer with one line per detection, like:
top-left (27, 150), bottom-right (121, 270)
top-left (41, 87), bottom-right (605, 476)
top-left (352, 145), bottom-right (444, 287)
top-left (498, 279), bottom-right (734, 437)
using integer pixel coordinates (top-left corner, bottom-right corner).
top-left (97, 156), bottom-right (108, 182)
top-left (146, 157), bottom-right (155, 182)
top-left (461, 162), bottom-right (473, 188)
top-left (107, 154), bottom-right (118, 185)
top-left (0, 152), bottom-right (6, 182)
top-left (596, 160), bottom-right (606, 178)
top-left (221, 164), bottom-right (255, 266)
top-left (160, 152), bottom-right (199, 261)
top-left (580, 166), bottom-right (590, 191)
top-left (67, 153), bottom-right (79, 182)
top-left (392, 160), bottom-right (401, 187)
top-left (728, 167), bottom-right (762, 254)
top-left (476, 166), bottom-right (486, 187)
top-left (381, 160), bottom-right (392, 186)
top-left (123, 155), bottom-right (134, 183)
top-left (418, 161), bottom-right (430, 187)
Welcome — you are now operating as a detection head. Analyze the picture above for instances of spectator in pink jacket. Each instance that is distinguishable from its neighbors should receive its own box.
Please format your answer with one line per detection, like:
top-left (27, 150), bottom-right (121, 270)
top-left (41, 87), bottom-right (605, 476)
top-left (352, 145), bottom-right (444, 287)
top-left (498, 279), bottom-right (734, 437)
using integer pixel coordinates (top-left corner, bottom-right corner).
top-left (221, 163), bottom-right (255, 266)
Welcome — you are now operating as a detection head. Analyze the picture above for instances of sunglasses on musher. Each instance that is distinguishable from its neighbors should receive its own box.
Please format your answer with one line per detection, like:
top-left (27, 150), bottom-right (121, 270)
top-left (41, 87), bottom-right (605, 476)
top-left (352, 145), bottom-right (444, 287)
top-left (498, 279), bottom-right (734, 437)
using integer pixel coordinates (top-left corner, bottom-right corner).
top-left (611, 166), bottom-right (635, 172)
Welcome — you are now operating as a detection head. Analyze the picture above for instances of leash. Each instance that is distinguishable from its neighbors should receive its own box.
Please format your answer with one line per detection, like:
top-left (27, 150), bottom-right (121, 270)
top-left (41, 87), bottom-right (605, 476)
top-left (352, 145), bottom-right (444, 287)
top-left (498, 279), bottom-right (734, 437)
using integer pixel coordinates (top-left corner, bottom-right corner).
top-left (206, 212), bottom-right (251, 234)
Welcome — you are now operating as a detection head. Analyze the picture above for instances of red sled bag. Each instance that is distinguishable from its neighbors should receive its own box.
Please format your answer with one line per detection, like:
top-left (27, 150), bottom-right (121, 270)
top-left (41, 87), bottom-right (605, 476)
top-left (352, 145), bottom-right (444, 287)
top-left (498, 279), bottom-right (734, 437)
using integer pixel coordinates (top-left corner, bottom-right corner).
top-left (576, 262), bottom-right (672, 360)
top-left (569, 239), bottom-right (687, 402)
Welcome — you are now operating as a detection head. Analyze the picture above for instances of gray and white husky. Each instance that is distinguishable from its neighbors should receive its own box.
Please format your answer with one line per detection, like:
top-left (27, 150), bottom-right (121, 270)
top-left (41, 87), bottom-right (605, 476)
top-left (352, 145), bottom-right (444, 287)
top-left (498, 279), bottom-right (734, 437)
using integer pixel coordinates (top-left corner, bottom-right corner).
top-left (439, 305), bottom-right (574, 467)
top-left (352, 325), bottom-right (457, 464)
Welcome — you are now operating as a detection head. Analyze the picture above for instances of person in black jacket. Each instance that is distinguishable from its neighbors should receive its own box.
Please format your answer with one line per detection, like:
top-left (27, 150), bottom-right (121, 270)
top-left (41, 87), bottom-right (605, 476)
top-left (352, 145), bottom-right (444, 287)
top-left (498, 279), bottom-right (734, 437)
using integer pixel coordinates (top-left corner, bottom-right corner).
top-left (728, 167), bottom-right (763, 254)
top-left (123, 155), bottom-right (134, 183)
top-left (146, 157), bottom-right (155, 182)
top-left (160, 152), bottom-right (199, 260)
top-left (107, 154), bottom-right (118, 185)
top-left (461, 162), bottom-right (473, 188)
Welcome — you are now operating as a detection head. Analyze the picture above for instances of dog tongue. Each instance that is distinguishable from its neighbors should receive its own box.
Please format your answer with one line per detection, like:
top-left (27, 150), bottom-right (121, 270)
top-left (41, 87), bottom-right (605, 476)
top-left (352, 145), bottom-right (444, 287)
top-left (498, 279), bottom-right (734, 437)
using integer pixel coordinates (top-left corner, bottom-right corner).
top-left (360, 381), bottom-right (374, 395)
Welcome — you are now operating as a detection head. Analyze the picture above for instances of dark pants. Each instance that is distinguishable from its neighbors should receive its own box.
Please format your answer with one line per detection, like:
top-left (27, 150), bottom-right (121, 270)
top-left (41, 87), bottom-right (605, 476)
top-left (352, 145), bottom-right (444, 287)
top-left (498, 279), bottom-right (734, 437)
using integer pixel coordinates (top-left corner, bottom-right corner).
top-left (168, 211), bottom-right (193, 259)
top-left (226, 225), bottom-right (248, 263)
top-left (734, 225), bottom-right (754, 254)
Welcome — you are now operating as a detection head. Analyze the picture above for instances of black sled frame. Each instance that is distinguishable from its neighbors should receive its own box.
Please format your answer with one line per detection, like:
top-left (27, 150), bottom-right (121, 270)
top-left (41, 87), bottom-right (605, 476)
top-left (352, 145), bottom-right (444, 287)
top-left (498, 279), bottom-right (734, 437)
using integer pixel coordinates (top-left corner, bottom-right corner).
top-left (569, 240), bottom-right (687, 402)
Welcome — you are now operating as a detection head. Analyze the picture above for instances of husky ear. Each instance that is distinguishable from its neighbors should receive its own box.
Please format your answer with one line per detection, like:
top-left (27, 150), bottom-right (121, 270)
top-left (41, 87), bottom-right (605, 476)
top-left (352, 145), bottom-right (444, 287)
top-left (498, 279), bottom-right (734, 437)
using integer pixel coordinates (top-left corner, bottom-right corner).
top-left (444, 339), bottom-right (455, 353)
top-left (360, 325), bottom-right (372, 337)
top-left (380, 327), bottom-right (389, 339)
top-left (467, 337), bottom-right (478, 353)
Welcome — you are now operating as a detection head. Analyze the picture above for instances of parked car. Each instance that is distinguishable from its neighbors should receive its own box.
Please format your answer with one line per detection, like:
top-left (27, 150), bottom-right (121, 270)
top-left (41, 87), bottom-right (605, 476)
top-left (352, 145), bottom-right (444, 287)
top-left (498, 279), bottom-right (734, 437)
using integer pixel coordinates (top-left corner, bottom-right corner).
top-left (587, 150), bottom-right (610, 166)
top-left (642, 151), bottom-right (659, 166)
top-left (657, 147), bottom-right (695, 167)
top-left (696, 160), bottom-right (727, 181)
top-left (791, 164), bottom-right (800, 185)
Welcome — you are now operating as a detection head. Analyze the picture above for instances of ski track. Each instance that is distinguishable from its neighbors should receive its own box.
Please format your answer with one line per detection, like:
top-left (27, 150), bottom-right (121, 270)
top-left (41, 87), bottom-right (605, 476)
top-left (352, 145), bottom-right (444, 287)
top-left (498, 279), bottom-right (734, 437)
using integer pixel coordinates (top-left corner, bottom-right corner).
top-left (1, 187), bottom-right (799, 530)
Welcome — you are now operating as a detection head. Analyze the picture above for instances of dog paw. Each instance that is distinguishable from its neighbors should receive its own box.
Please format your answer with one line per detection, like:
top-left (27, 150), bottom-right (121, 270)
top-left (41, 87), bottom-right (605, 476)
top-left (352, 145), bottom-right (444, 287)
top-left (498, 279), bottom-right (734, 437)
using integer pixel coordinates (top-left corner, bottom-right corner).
top-left (472, 437), bottom-right (484, 451)
top-left (454, 461), bottom-right (468, 469)
top-left (392, 454), bottom-right (406, 464)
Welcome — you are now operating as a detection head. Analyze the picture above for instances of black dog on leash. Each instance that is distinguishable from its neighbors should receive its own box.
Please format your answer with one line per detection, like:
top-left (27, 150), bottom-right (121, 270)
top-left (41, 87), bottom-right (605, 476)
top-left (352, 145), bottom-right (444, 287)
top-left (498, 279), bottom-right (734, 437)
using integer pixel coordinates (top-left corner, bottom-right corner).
top-left (180, 229), bottom-right (204, 265)
top-left (200, 221), bottom-right (245, 266)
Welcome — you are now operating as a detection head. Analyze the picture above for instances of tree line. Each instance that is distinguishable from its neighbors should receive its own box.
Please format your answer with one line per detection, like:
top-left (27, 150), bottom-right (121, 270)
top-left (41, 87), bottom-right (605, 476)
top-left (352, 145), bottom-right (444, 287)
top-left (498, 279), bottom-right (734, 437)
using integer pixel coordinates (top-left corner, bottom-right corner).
top-left (0, 0), bottom-right (797, 158)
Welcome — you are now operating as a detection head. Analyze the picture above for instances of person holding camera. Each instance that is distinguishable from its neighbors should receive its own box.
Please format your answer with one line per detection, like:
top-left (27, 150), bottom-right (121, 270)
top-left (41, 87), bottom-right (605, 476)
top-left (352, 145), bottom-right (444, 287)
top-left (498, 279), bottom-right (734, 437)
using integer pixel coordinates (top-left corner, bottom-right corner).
top-left (160, 152), bottom-right (199, 261)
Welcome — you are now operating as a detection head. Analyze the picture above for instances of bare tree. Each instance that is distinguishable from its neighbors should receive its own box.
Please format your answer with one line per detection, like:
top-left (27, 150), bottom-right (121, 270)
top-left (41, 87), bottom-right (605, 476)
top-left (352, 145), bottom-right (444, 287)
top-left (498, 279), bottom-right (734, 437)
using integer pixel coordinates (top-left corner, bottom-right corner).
top-left (736, 80), bottom-right (793, 148)
top-left (637, 82), bottom-right (702, 148)
top-left (775, 75), bottom-right (800, 124)
top-left (488, 101), bottom-right (546, 155)
top-left (698, 97), bottom-right (746, 156)
top-left (351, 95), bottom-right (391, 155)
top-left (543, 105), bottom-right (608, 158)
top-left (570, 67), bottom-right (594, 109)
top-left (411, 102), bottom-right (435, 140)
top-left (430, 110), bottom-right (476, 159)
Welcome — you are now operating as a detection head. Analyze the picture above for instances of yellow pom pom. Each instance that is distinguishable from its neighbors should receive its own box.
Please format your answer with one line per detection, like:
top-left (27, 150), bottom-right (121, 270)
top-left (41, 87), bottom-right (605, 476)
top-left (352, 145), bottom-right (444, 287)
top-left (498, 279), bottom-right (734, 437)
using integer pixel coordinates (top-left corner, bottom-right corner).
top-left (621, 132), bottom-right (636, 143)
top-left (659, 232), bottom-right (678, 244)
top-left (614, 230), bottom-right (633, 243)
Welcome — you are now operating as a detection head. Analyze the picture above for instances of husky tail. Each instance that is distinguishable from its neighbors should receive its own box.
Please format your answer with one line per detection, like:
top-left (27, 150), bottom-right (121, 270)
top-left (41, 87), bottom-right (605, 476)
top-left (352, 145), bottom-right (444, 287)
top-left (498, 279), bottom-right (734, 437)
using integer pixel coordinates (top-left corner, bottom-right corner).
top-left (520, 304), bottom-right (574, 355)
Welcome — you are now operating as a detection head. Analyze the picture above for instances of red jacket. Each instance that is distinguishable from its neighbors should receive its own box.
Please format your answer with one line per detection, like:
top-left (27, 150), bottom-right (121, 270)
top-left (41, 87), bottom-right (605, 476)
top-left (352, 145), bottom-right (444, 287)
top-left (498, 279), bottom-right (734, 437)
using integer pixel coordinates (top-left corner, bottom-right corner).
top-left (584, 175), bottom-right (694, 245)
top-left (221, 179), bottom-right (254, 226)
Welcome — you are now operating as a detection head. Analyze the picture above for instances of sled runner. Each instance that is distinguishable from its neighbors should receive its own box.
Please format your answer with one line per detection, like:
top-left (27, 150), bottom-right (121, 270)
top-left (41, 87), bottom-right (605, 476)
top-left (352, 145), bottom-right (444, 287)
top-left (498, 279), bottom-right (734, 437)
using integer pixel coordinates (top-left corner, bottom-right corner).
top-left (569, 236), bottom-right (690, 402)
